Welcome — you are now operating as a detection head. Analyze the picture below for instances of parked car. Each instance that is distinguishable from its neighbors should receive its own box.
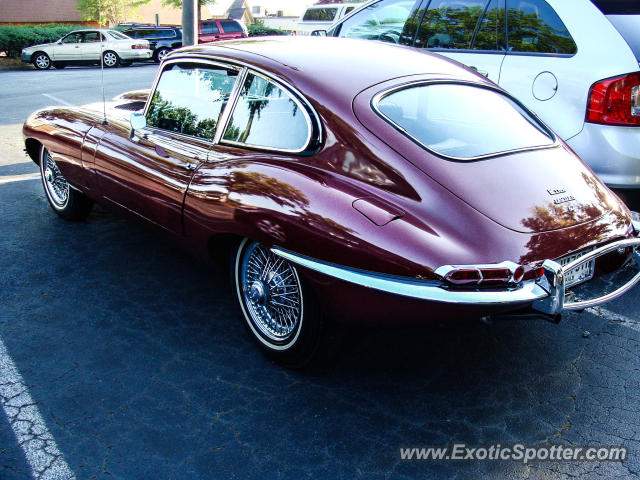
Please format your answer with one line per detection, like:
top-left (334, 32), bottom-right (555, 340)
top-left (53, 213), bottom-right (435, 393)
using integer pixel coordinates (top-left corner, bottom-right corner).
top-left (297, 3), bottom-right (362, 35)
top-left (123, 25), bottom-right (182, 62)
top-left (323, 0), bottom-right (640, 191)
top-left (198, 19), bottom-right (248, 43)
top-left (23, 37), bottom-right (640, 366)
top-left (20, 29), bottom-right (152, 70)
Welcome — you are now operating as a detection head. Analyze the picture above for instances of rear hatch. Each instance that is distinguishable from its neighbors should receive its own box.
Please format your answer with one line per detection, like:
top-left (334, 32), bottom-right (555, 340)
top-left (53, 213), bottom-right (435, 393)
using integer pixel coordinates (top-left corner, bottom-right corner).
top-left (592, 0), bottom-right (640, 61)
top-left (353, 78), bottom-right (615, 234)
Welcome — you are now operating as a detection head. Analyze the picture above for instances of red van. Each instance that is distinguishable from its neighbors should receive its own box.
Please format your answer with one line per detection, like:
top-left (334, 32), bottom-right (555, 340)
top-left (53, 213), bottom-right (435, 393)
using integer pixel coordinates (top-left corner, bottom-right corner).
top-left (198, 19), bottom-right (248, 43)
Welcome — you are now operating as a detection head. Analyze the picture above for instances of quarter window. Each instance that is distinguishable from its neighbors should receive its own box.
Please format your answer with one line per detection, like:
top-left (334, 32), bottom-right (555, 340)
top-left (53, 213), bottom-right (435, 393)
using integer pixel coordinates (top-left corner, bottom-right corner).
top-left (338, 0), bottom-right (415, 42)
top-left (223, 73), bottom-right (310, 152)
top-left (415, 0), bottom-right (488, 50)
top-left (376, 83), bottom-right (554, 159)
top-left (146, 63), bottom-right (239, 140)
top-left (506, 0), bottom-right (577, 54)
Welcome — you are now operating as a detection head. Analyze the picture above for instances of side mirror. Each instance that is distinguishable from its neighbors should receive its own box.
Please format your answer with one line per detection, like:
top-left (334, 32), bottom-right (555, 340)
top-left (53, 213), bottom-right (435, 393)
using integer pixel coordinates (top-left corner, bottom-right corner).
top-left (130, 112), bottom-right (147, 139)
top-left (311, 30), bottom-right (327, 37)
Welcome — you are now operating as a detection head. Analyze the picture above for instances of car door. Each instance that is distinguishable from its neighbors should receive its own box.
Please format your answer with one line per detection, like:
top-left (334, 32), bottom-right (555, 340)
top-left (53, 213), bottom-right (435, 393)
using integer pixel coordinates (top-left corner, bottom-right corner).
top-left (52, 32), bottom-right (84, 61)
top-left (80, 31), bottom-right (104, 61)
top-left (199, 21), bottom-right (222, 43)
top-left (414, 0), bottom-right (507, 83)
top-left (497, 0), bottom-right (580, 139)
top-left (94, 61), bottom-right (241, 233)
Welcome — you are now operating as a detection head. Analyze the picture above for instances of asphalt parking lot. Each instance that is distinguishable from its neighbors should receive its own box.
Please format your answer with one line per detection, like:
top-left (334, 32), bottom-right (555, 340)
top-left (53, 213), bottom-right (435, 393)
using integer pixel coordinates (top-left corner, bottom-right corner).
top-left (1, 65), bottom-right (640, 480)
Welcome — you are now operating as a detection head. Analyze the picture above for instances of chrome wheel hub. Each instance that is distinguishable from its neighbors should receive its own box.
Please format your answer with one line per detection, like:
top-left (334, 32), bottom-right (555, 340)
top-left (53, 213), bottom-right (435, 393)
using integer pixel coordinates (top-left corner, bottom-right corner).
top-left (42, 150), bottom-right (69, 208)
top-left (240, 242), bottom-right (302, 342)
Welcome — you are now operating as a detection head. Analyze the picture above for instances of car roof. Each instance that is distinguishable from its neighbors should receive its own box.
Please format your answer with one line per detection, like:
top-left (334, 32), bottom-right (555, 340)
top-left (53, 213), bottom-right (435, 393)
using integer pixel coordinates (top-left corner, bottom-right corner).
top-left (170, 36), bottom-right (482, 103)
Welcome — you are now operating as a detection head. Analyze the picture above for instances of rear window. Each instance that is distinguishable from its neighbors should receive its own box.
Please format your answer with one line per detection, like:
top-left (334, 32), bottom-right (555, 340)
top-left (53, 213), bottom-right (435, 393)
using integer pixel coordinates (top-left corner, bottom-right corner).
top-left (605, 15), bottom-right (640, 60)
top-left (303, 7), bottom-right (338, 21)
top-left (375, 83), bottom-right (554, 159)
top-left (107, 30), bottom-right (129, 40)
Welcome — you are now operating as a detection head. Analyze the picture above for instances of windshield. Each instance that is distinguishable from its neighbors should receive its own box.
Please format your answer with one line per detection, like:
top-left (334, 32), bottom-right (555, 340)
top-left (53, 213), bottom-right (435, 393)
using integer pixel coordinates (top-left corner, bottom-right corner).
top-left (303, 7), bottom-right (338, 21)
top-left (376, 83), bottom-right (554, 159)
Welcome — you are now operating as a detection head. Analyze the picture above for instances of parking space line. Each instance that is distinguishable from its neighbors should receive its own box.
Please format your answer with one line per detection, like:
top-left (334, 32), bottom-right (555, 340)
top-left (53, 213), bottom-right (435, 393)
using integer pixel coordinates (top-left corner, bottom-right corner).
top-left (0, 173), bottom-right (40, 185)
top-left (41, 94), bottom-right (73, 107)
top-left (0, 336), bottom-right (75, 480)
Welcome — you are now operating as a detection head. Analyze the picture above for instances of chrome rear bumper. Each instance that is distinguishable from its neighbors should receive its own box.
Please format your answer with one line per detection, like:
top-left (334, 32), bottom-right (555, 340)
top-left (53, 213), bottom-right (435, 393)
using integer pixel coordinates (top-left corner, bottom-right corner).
top-left (272, 229), bottom-right (640, 315)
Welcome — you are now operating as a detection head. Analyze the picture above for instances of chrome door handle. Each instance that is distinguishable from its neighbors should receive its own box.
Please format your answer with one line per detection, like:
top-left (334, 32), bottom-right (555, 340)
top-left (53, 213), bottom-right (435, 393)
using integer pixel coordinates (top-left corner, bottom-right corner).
top-left (179, 162), bottom-right (197, 171)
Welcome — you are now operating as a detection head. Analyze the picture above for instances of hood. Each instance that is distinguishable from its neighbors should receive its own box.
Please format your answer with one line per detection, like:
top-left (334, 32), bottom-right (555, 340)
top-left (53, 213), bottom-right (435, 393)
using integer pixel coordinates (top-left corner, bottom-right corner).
top-left (24, 42), bottom-right (55, 51)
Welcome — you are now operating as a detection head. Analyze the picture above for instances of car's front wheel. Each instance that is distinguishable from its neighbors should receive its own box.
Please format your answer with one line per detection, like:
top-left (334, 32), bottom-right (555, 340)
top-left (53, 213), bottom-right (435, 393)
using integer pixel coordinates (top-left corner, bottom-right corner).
top-left (33, 52), bottom-right (51, 70)
top-left (102, 51), bottom-right (120, 68)
top-left (233, 238), bottom-right (330, 367)
top-left (39, 146), bottom-right (93, 220)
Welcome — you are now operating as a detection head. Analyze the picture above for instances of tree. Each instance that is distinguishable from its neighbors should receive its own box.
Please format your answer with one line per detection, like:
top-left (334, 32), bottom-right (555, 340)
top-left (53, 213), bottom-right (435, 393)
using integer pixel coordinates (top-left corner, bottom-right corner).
top-left (76, 0), bottom-right (151, 25)
top-left (161, 0), bottom-right (211, 22)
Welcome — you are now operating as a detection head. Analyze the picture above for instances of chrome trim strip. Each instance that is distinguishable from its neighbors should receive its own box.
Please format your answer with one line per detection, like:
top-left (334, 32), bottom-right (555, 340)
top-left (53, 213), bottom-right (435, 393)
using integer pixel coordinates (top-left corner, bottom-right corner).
top-left (162, 51), bottom-right (324, 153)
top-left (271, 247), bottom-right (549, 305)
top-left (370, 79), bottom-right (558, 162)
top-left (214, 67), bottom-right (248, 144)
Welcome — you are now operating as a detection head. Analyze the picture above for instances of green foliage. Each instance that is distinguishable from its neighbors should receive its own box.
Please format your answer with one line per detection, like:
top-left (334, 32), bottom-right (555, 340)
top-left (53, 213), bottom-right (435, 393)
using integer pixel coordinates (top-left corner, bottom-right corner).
top-left (248, 25), bottom-right (288, 37)
top-left (76, 0), bottom-right (151, 25)
top-left (0, 24), bottom-right (86, 58)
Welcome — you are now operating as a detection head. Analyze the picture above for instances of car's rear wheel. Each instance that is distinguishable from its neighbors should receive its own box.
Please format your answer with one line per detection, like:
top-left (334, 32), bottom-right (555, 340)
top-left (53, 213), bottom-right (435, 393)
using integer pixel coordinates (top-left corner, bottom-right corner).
top-left (33, 53), bottom-right (51, 70)
top-left (154, 47), bottom-right (170, 63)
top-left (102, 51), bottom-right (120, 68)
top-left (233, 238), bottom-right (331, 367)
top-left (39, 146), bottom-right (93, 220)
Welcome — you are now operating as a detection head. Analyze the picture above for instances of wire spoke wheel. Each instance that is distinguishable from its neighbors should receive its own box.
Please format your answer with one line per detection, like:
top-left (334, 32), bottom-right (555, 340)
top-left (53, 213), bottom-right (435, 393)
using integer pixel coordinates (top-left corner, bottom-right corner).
top-left (238, 241), bottom-right (303, 345)
top-left (41, 149), bottom-right (69, 209)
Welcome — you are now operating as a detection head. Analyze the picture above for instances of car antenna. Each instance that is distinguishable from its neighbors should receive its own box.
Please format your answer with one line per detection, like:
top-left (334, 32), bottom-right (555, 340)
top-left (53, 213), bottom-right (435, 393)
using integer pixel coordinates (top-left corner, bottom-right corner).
top-left (99, 0), bottom-right (108, 125)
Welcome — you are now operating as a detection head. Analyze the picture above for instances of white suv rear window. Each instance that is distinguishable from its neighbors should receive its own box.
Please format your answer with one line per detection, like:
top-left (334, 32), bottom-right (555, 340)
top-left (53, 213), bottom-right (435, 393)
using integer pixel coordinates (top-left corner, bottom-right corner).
top-left (376, 83), bottom-right (554, 159)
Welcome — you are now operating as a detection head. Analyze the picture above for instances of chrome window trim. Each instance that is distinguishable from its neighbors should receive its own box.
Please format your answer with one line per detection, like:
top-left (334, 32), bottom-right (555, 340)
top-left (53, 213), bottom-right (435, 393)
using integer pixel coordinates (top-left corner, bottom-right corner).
top-left (142, 58), bottom-right (243, 142)
top-left (144, 54), bottom-right (322, 154)
top-left (214, 67), bottom-right (248, 144)
top-left (371, 79), bottom-right (559, 162)
top-left (219, 69), bottom-right (314, 154)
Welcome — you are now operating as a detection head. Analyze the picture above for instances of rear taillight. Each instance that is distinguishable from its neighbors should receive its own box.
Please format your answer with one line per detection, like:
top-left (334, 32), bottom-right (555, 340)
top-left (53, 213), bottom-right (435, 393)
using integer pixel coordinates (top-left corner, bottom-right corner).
top-left (586, 72), bottom-right (640, 126)
top-left (436, 262), bottom-right (524, 287)
top-left (132, 44), bottom-right (147, 50)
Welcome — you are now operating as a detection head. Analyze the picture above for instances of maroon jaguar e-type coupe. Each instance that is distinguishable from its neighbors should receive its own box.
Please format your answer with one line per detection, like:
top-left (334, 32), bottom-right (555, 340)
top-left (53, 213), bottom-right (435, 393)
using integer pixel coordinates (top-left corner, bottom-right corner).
top-left (24, 37), bottom-right (640, 366)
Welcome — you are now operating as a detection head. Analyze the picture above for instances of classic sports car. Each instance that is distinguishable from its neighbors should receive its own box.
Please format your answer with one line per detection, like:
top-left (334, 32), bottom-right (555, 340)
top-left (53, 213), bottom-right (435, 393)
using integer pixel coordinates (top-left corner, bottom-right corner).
top-left (24, 37), bottom-right (640, 366)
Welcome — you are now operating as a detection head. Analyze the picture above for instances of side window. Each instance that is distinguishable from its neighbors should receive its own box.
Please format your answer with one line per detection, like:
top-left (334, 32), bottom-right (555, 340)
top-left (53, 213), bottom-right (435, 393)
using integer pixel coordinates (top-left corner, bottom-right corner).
top-left (201, 22), bottom-right (220, 34)
top-left (146, 63), bottom-right (239, 140)
top-left (83, 32), bottom-right (102, 43)
top-left (472, 0), bottom-right (506, 50)
top-left (220, 20), bottom-right (243, 33)
top-left (345, 6), bottom-right (355, 15)
top-left (506, 0), bottom-right (577, 54)
top-left (415, 0), bottom-right (488, 50)
top-left (223, 73), bottom-right (310, 152)
top-left (337, 0), bottom-right (415, 43)
top-left (61, 33), bottom-right (82, 44)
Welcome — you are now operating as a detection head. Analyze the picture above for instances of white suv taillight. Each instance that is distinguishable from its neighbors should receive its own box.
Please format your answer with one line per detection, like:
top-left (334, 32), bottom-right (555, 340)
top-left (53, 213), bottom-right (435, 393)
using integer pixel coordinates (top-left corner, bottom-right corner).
top-left (586, 72), bottom-right (640, 126)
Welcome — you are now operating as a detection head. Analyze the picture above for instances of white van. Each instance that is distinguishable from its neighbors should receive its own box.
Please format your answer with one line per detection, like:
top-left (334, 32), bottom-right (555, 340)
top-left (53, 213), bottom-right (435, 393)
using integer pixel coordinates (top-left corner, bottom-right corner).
top-left (297, 3), bottom-right (362, 35)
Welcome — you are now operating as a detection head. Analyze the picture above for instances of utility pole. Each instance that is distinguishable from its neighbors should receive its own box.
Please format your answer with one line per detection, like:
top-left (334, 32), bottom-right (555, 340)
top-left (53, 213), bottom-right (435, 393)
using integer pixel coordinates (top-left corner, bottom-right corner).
top-left (182, 0), bottom-right (198, 46)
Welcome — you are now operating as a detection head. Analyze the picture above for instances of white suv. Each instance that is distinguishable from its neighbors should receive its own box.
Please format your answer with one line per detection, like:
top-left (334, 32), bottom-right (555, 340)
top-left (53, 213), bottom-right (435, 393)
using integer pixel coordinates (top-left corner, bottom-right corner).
top-left (328, 0), bottom-right (640, 190)
top-left (20, 29), bottom-right (152, 70)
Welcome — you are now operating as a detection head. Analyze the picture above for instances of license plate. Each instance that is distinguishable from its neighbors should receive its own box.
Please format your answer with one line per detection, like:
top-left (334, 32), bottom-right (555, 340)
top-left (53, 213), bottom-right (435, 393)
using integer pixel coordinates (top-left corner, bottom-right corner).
top-left (558, 248), bottom-right (595, 288)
